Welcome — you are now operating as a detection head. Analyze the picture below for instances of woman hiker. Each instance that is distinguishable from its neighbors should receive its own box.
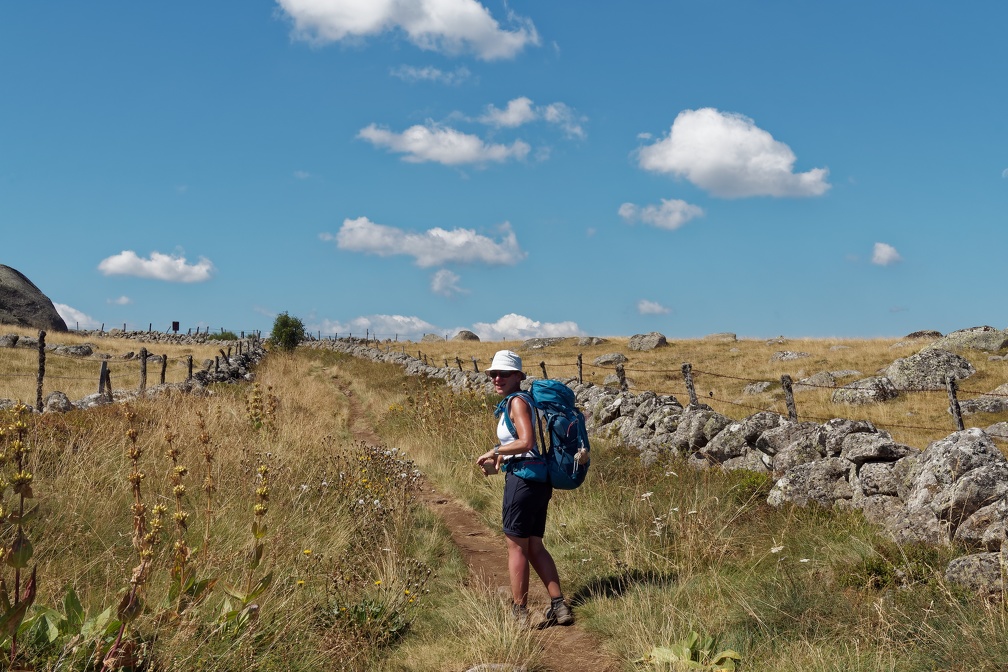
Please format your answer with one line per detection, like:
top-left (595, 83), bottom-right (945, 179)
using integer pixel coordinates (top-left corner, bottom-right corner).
top-left (476, 349), bottom-right (574, 627)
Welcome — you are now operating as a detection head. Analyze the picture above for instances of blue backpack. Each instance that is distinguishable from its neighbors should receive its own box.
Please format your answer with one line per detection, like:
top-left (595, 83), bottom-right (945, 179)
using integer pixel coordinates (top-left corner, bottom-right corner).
top-left (496, 379), bottom-right (591, 490)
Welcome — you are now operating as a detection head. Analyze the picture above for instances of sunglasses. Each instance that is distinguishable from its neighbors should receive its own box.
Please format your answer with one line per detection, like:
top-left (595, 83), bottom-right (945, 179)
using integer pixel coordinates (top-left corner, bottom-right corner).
top-left (489, 371), bottom-right (518, 379)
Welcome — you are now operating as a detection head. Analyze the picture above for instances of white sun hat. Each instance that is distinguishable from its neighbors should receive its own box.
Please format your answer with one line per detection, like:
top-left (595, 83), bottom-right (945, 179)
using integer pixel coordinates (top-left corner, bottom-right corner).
top-left (487, 350), bottom-right (523, 373)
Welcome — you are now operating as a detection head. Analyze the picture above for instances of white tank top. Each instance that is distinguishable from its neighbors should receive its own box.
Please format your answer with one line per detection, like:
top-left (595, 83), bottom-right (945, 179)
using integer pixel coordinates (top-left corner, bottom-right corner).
top-left (496, 396), bottom-right (538, 461)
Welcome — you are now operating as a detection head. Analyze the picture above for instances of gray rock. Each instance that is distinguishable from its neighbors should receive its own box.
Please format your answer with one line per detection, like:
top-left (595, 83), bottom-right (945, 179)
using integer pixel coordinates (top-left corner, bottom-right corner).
top-left (755, 421), bottom-right (821, 457)
top-left (928, 326), bottom-right (1008, 353)
top-left (959, 384), bottom-right (1008, 416)
top-left (628, 332), bottom-right (667, 351)
top-left (883, 348), bottom-right (975, 390)
top-left (0, 333), bottom-right (18, 347)
top-left (986, 422), bottom-right (1008, 439)
top-left (452, 330), bottom-right (480, 341)
top-left (521, 337), bottom-right (564, 350)
top-left (839, 433), bottom-right (916, 466)
top-left (831, 376), bottom-right (899, 404)
top-left (577, 336), bottom-right (607, 346)
top-left (54, 344), bottom-right (94, 357)
top-left (815, 418), bottom-right (882, 457)
top-left (0, 264), bottom-right (68, 332)
top-left (669, 404), bottom-right (730, 452)
top-left (945, 552), bottom-right (1006, 596)
top-left (771, 351), bottom-right (810, 361)
top-left (594, 353), bottom-right (628, 366)
top-left (905, 330), bottom-right (943, 340)
top-left (855, 462), bottom-right (900, 497)
top-left (43, 391), bottom-right (74, 413)
top-left (793, 371), bottom-right (836, 392)
top-left (742, 381), bottom-right (772, 395)
top-left (420, 333), bottom-right (443, 343)
top-left (768, 457), bottom-right (852, 507)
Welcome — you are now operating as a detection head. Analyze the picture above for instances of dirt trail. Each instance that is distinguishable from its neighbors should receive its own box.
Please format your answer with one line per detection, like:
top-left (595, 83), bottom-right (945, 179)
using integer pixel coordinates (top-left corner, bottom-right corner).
top-left (332, 374), bottom-right (623, 672)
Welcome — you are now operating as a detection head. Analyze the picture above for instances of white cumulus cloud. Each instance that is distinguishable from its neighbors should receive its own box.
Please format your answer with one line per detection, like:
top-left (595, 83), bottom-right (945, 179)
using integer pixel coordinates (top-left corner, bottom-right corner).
top-left (872, 242), bottom-right (902, 266)
top-left (637, 300), bottom-right (670, 315)
top-left (276, 0), bottom-right (540, 61)
top-left (97, 251), bottom-right (214, 282)
top-left (472, 313), bottom-right (582, 341)
top-left (358, 122), bottom-right (530, 165)
top-left (108, 296), bottom-right (132, 305)
top-left (327, 217), bottom-right (525, 268)
top-left (619, 198), bottom-right (704, 230)
top-left (54, 303), bottom-right (101, 330)
top-left (431, 269), bottom-right (467, 296)
top-left (638, 108), bottom-right (830, 198)
top-left (390, 64), bottom-right (472, 85)
top-left (479, 97), bottom-right (586, 138)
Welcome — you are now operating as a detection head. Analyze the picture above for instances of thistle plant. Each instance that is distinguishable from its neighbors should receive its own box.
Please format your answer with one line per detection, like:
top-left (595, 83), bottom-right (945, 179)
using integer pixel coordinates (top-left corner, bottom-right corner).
top-left (0, 402), bottom-right (38, 667)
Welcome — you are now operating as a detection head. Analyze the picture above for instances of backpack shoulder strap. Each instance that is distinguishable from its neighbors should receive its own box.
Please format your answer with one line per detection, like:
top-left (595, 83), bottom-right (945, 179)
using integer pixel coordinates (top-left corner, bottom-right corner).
top-left (495, 391), bottom-right (537, 443)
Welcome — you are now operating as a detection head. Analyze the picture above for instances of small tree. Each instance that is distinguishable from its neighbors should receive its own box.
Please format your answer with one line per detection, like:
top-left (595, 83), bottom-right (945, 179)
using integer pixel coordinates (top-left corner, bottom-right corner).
top-left (269, 312), bottom-right (305, 352)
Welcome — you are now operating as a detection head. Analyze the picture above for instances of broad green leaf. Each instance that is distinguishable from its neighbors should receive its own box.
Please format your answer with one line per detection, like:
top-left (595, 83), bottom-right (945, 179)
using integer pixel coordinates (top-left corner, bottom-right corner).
top-left (7, 531), bottom-right (33, 569)
top-left (63, 585), bottom-right (84, 630)
top-left (0, 600), bottom-right (31, 639)
top-left (247, 572), bottom-right (273, 602)
top-left (221, 583), bottom-right (247, 602)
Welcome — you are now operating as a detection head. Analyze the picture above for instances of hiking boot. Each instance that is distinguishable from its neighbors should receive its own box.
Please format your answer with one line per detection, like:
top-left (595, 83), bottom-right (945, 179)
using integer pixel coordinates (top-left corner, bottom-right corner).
top-left (511, 601), bottom-right (530, 627)
top-left (543, 596), bottom-right (574, 626)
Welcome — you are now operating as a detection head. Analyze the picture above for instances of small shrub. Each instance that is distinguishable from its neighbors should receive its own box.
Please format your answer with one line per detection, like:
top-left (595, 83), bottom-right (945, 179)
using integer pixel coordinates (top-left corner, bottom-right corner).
top-left (269, 313), bottom-right (305, 352)
top-left (207, 330), bottom-right (238, 341)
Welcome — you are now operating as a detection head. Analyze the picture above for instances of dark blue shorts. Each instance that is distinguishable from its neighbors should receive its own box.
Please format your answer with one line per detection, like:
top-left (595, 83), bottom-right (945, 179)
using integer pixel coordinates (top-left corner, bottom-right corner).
top-left (502, 471), bottom-right (553, 539)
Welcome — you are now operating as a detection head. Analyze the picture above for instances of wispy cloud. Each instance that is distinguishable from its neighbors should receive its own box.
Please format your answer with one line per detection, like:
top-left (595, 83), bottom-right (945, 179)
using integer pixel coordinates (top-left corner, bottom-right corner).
top-left (97, 251), bottom-right (214, 282)
top-left (276, 0), bottom-right (540, 61)
top-left (638, 108), bottom-right (830, 198)
top-left (293, 170), bottom-right (311, 180)
top-left (324, 217), bottom-right (525, 268)
top-left (390, 64), bottom-right (472, 85)
top-left (54, 303), bottom-right (100, 329)
top-left (637, 299), bottom-right (670, 315)
top-left (472, 313), bottom-right (582, 340)
top-left (619, 198), bottom-right (704, 230)
top-left (479, 97), bottom-right (586, 138)
top-left (872, 242), bottom-right (902, 266)
top-left (431, 269), bottom-right (468, 296)
top-left (108, 296), bottom-right (132, 305)
top-left (358, 123), bottom-right (530, 165)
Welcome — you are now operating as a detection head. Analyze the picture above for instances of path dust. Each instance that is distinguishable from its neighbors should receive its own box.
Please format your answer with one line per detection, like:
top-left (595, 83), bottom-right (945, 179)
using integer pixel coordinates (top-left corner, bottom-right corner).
top-left (333, 375), bottom-right (622, 672)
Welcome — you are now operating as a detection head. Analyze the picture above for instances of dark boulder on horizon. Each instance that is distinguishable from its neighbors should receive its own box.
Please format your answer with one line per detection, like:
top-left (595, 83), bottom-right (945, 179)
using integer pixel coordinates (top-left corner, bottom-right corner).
top-left (0, 264), bottom-right (68, 332)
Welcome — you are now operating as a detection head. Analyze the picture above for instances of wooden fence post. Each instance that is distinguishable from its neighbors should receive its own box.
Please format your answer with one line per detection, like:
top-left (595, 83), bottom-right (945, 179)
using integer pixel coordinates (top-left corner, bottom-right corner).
top-left (577, 353), bottom-right (583, 384)
top-left (540, 361), bottom-right (548, 379)
top-left (187, 355), bottom-right (193, 381)
top-left (471, 357), bottom-right (479, 373)
top-left (104, 367), bottom-right (113, 400)
top-left (947, 376), bottom-right (965, 431)
top-left (455, 357), bottom-right (463, 371)
top-left (160, 354), bottom-right (168, 385)
top-left (781, 374), bottom-right (798, 421)
top-left (682, 363), bottom-right (699, 405)
top-left (98, 360), bottom-right (108, 395)
top-left (139, 347), bottom-right (148, 393)
top-left (615, 363), bottom-right (628, 393)
top-left (36, 330), bottom-right (46, 411)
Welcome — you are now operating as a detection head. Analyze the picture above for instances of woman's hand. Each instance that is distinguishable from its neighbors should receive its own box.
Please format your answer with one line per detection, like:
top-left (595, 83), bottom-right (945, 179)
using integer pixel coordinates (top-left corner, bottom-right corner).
top-left (476, 448), bottom-right (499, 475)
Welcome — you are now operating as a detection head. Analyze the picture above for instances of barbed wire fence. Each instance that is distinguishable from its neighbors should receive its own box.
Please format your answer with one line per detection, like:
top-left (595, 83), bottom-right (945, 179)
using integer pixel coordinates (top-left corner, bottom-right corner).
top-left (0, 330), bottom-right (258, 409)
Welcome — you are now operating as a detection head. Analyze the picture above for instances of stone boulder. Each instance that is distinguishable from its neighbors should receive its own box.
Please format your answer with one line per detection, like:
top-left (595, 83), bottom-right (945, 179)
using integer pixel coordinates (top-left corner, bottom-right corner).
top-left (883, 348), bottom-right (975, 390)
top-left (771, 351), bottom-right (810, 362)
top-left (0, 334), bottom-right (18, 348)
top-left (420, 333), bottom-right (443, 343)
top-left (793, 371), bottom-right (836, 392)
top-left (831, 377), bottom-right (899, 405)
top-left (905, 330), bottom-right (943, 340)
top-left (927, 326), bottom-right (1008, 353)
top-left (521, 337), bottom-right (564, 350)
top-left (594, 353), bottom-right (627, 366)
top-left (628, 332), bottom-right (667, 351)
top-left (959, 384), bottom-right (1008, 416)
top-left (452, 330), bottom-right (480, 342)
top-left (43, 391), bottom-right (74, 413)
top-left (578, 336), bottom-right (607, 346)
top-left (0, 265), bottom-right (68, 332)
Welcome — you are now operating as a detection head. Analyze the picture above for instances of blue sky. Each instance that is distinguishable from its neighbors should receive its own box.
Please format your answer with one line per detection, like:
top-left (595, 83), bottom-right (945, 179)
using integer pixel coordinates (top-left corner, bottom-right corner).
top-left (2, 1), bottom-right (1005, 341)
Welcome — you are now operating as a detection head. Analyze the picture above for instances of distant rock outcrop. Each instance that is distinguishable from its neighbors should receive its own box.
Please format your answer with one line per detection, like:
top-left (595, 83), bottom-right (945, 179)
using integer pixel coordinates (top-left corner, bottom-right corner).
top-left (628, 332), bottom-right (667, 351)
top-left (0, 265), bottom-right (68, 332)
top-left (452, 330), bottom-right (480, 342)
